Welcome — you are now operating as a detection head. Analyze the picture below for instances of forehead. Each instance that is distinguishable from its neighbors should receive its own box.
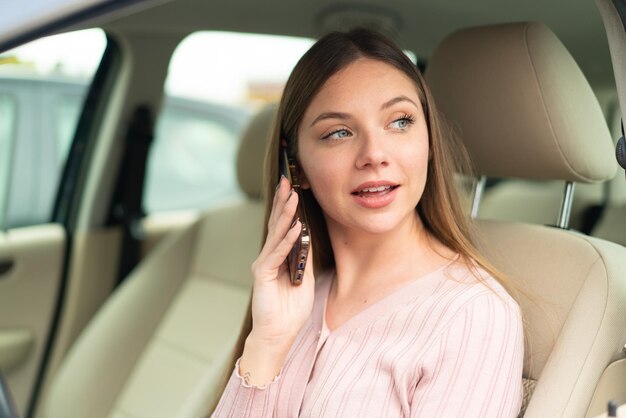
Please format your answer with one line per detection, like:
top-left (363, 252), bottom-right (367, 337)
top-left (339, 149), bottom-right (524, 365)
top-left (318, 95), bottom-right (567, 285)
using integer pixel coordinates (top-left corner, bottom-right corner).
top-left (307, 58), bottom-right (420, 110)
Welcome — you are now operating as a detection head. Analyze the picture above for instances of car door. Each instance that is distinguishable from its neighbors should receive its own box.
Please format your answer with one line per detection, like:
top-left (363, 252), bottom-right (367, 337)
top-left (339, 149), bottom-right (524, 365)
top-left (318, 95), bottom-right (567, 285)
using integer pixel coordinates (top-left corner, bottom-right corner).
top-left (0, 29), bottom-right (110, 416)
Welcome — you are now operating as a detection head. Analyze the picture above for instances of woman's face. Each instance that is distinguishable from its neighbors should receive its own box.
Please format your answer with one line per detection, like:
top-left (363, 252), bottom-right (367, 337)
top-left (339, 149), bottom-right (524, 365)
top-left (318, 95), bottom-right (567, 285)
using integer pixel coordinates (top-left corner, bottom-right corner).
top-left (297, 58), bottom-right (430, 236)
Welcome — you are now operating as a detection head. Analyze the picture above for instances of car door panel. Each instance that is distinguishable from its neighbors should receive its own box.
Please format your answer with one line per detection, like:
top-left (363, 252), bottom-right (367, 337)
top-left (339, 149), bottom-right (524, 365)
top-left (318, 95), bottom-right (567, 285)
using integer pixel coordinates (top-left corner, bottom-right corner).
top-left (0, 224), bottom-right (65, 413)
top-left (0, 329), bottom-right (34, 372)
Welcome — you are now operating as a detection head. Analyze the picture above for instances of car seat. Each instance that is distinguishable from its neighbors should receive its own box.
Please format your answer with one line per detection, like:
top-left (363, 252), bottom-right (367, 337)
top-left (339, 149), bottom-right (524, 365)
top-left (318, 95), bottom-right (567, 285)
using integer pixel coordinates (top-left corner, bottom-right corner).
top-left (426, 22), bottom-right (626, 417)
top-left (38, 104), bottom-right (278, 418)
top-left (477, 93), bottom-right (624, 234)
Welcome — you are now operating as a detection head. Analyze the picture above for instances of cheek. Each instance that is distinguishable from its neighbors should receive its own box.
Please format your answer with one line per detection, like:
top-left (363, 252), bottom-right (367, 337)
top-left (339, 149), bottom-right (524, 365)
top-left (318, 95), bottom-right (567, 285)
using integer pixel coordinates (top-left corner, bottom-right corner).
top-left (402, 136), bottom-right (430, 191)
top-left (300, 156), bottom-right (344, 209)
top-left (415, 129), bottom-right (431, 171)
top-left (302, 161), bottom-right (338, 194)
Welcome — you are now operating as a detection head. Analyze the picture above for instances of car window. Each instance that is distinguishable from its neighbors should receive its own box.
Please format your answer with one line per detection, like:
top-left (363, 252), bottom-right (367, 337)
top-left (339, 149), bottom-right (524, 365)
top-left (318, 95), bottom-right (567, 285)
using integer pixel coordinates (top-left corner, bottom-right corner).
top-left (0, 29), bottom-right (106, 229)
top-left (145, 99), bottom-right (247, 212)
top-left (0, 94), bottom-right (17, 228)
top-left (144, 31), bottom-right (315, 214)
top-left (54, 93), bottom-right (84, 167)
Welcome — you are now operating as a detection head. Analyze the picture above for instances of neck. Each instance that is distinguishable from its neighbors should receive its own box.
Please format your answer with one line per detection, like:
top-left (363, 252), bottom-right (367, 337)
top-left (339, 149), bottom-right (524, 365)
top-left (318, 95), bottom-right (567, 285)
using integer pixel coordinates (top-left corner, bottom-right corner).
top-left (326, 211), bottom-right (439, 299)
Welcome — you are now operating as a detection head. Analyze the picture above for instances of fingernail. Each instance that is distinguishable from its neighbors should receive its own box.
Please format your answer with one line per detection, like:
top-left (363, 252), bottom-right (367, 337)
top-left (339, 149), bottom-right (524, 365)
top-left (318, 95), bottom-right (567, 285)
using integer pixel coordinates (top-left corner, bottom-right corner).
top-left (290, 217), bottom-right (299, 228)
top-left (275, 175), bottom-right (285, 191)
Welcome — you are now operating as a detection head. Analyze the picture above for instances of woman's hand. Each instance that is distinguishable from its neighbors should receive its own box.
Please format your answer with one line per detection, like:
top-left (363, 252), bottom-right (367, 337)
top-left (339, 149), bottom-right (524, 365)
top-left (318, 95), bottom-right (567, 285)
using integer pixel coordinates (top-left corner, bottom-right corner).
top-left (239, 175), bottom-right (315, 385)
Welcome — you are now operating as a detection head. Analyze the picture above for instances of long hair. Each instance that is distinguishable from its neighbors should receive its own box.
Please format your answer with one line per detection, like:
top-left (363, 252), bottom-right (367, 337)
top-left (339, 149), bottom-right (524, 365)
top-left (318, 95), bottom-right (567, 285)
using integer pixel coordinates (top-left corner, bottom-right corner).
top-left (210, 27), bottom-right (517, 413)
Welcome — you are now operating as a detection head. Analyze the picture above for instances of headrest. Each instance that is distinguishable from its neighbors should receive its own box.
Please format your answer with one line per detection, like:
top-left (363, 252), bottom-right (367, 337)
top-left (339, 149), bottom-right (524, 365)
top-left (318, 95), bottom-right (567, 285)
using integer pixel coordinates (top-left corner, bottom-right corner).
top-left (426, 22), bottom-right (617, 183)
top-left (236, 103), bottom-right (277, 198)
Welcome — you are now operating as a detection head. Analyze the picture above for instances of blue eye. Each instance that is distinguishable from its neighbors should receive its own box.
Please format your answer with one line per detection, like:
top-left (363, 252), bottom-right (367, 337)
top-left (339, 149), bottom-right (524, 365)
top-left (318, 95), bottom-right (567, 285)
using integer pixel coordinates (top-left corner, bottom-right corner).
top-left (391, 119), bottom-right (409, 129)
top-left (322, 128), bottom-right (351, 141)
top-left (388, 114), bottom-right (415, 130)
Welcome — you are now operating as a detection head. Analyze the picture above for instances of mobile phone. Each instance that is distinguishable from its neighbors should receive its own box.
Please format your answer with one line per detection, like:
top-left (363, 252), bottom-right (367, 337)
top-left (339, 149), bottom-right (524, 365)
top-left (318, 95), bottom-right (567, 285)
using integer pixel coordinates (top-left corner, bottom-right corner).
top-left (279, 147), bottom-right (310, 285)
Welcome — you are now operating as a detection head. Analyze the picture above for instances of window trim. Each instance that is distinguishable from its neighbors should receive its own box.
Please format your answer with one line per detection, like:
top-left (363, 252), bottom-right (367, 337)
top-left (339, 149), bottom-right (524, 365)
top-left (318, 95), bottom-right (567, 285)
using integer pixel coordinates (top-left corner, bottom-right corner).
top-left (52, 33), bottom-right (121, 229)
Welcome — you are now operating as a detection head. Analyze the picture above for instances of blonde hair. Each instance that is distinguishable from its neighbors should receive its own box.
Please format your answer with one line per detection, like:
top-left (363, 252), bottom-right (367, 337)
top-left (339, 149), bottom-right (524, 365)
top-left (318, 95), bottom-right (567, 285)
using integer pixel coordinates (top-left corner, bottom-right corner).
top-left (209, 28), bottom-right (518, 413)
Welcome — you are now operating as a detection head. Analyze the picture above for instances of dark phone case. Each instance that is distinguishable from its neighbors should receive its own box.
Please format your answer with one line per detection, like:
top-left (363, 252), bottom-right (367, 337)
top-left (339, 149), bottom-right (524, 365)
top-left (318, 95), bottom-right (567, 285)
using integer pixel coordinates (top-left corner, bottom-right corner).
top-left (280, 149), bottom-right (310, 285)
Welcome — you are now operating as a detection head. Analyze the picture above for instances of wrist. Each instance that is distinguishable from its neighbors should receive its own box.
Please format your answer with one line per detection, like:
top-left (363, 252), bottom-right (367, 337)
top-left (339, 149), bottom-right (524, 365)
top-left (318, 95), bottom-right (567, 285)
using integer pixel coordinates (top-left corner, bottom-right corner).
top-left (246, 329), bottom-right (297, 352)
top-left (238, 332), bottom-right (295, 387)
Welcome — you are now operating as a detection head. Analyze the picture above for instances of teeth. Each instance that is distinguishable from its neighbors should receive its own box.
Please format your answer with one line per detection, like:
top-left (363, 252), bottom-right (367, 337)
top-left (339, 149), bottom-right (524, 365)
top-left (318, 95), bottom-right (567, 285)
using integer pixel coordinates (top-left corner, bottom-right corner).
top-left (361, 185), bottom-right (392, 193)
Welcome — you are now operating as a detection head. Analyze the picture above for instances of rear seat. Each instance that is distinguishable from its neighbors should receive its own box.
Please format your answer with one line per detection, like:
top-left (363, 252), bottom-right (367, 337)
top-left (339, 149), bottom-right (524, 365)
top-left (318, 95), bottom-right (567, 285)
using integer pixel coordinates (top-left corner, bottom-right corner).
top-left (39, 104), bottom-right (277, 418)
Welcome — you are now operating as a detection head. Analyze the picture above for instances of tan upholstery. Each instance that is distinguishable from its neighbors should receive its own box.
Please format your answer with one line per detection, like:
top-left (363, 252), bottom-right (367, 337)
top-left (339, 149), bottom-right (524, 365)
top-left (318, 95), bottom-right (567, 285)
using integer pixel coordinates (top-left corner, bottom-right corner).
top-left (427, 22), bottom-right (626, 417)
top-left (476, 221), bottom-right (626, 417)
top-left (477, 92), bottom-right (622, 231)
top-left (427, 22), bottom-right (617, 182)
top-left (236, 103), bottom-right (277, 199)
top-left (40, 105), bottom-right (277, 418)
top-left (477, 89), bottom-right (624, 233)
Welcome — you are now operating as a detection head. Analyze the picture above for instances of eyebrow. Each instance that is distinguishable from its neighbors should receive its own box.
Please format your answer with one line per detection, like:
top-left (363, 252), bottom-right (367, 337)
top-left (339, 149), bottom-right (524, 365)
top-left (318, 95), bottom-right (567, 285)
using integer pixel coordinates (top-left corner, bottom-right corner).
top-left (310, 112), bottom-right (352, 127)
top-left (380, 95), bottom-right (419, 110)
top-left (309, 95), bottom-right (419, 128)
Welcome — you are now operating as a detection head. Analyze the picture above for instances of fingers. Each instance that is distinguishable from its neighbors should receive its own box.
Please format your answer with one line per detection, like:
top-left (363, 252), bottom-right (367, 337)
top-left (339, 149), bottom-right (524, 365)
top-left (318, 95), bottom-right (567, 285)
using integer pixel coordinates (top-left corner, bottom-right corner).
top-left (265, 218), bottom-right (303, 268)
top-left (254, 217), bottom-right (302, 281)
top-left (258, 177), bottom-right (299, 260)
top-left (267, 176), bottom-right (292, 229)
top-left (266, 181), bottom-right (299, 251)
top-left (267, 175), bottom-right (285, 226)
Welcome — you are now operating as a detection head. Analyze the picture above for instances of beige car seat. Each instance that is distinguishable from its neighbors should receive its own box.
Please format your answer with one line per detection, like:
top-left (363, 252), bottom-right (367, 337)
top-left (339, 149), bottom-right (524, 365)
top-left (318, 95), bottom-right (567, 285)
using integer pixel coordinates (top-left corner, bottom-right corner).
top-left (427, 22), bottom-right (626, 417)
top-left (39, 104), bottom-right (277, 418)
top-left (478, 94), bottom-right (624, 234)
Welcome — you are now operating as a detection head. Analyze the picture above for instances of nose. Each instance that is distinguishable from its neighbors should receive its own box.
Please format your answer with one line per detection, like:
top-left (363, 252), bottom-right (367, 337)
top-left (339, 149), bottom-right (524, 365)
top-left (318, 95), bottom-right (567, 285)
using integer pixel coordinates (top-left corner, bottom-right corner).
top-left (355, 130), bottom-right (389, 169)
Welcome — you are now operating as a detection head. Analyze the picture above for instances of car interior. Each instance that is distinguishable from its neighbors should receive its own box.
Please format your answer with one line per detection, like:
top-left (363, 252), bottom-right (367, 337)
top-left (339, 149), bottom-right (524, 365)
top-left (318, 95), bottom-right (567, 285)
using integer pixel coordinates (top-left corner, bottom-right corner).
top-left (0, 0), bottom-right (625, 417)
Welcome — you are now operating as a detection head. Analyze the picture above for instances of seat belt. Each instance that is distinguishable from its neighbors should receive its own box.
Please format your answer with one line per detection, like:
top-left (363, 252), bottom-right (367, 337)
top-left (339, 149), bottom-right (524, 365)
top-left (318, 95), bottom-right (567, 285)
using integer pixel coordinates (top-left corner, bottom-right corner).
top-left (108, 105), bottom-right (154, 285)
top-left (597, 0), bottom-right (626, 139)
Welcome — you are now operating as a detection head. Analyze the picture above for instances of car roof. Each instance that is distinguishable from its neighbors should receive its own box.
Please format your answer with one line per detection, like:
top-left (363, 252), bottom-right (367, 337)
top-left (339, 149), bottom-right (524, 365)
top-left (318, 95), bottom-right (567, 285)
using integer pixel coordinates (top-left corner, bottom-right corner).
top-left (0, 0), bottom-right (616, 90)
top-left (0, 0), bottom-right (116, 47)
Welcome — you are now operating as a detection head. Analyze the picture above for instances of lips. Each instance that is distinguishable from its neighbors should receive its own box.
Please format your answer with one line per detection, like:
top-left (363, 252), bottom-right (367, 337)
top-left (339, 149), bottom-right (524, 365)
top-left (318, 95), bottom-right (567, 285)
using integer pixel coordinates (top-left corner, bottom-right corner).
top-left (351, 181), bottom-right (399, 196)
top-left (351, 181), bottom-right (399, 208)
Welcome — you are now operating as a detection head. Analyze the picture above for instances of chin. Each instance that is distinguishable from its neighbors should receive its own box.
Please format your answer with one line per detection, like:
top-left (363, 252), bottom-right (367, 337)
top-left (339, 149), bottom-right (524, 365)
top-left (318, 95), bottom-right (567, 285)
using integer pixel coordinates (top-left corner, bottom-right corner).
top-left (348, 214), bottom-right (409, 235)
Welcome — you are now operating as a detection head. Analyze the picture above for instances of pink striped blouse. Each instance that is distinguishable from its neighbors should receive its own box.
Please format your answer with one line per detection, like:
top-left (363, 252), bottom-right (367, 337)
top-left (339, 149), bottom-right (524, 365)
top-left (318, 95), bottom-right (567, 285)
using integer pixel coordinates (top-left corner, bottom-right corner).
top-left (212, 260), bottom-right (524, 417)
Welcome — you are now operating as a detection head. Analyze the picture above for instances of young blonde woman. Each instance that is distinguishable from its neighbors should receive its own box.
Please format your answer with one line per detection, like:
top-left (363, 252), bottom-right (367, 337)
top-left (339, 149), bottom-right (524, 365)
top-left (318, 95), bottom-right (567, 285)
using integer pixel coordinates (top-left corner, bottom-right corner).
top-left (211, 28), bottom-right (523, 417)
